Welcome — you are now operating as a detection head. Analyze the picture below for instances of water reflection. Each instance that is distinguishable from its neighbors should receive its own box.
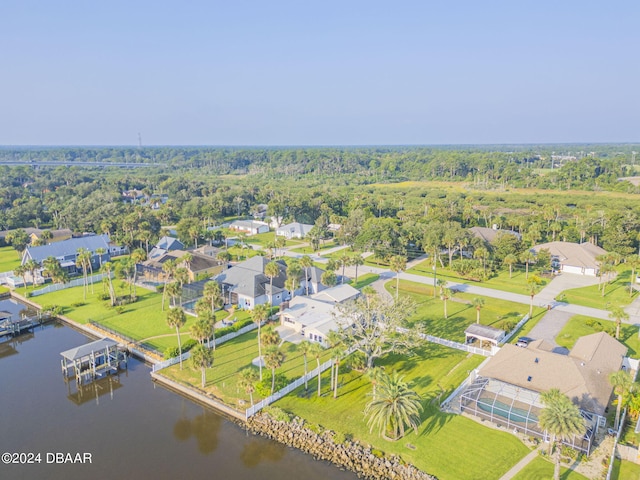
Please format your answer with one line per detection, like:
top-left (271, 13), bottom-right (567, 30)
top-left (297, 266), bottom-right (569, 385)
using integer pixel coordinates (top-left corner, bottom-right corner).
top-left (65, 374), bottom-right (124, 406)
top-left (241, 440), bottom-right (286, 467)
top-left (173, 407), bottom-right (222, 455)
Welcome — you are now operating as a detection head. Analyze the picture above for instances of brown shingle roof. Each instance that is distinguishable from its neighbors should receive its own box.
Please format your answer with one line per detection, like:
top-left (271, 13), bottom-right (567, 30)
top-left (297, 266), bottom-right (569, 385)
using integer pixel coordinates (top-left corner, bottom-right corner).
top-left (479, 332), bottom-right (627, 415)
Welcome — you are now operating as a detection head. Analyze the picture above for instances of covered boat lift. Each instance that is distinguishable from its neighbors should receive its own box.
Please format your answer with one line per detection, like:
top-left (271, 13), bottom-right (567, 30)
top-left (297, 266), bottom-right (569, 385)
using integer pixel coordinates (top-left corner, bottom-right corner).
top-left (61, 338), bottom-right (127, 385)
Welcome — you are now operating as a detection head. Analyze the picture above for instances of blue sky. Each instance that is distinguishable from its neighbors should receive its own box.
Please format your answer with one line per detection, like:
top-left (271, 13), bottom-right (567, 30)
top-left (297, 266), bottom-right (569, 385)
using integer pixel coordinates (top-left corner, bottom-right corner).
top-left (1, 1), bottom-right (638, 145)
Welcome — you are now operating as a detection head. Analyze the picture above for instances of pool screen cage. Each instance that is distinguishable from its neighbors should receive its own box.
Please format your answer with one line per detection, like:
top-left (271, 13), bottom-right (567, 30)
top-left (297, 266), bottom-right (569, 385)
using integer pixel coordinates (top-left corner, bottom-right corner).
top-left (460, 376), bottom-right (594, 455)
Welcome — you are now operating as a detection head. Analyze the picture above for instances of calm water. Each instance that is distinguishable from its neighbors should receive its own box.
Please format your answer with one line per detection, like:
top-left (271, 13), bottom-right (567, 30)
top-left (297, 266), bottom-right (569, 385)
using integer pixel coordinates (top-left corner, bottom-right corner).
top-left (0, 322), bottom-right (357, 480)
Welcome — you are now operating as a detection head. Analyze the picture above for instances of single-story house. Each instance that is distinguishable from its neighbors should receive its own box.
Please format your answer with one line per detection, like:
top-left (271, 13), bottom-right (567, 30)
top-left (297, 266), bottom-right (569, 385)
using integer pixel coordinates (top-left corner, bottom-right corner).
top-left (469, 226), bottom-right (521, 244)
top-left (214, 256), bottom-right (289, 309)
top-left (532, 241), bottom-right (607, 276)
top-left (22, 234), bottom-right (112, 275)
top-left (0, 227), bottom-right (73, 246)
top-left (278, 284), bottom-right (360, 346)
top-left (276, 222), bottom-right (314, 240)
top-left (460, 332), bottom-right (627, 454)
top-left (229, 220), bottom-right (270, 236)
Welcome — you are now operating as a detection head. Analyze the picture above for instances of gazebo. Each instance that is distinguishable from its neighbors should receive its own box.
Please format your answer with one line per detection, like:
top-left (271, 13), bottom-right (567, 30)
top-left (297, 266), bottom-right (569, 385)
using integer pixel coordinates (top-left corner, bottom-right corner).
top-left (465, 324), bottom-right (505, 348)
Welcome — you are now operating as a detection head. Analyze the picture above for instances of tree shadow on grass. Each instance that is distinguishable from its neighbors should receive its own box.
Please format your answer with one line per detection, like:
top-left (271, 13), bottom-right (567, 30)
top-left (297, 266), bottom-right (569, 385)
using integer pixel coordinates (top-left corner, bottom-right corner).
top-left (418, 408), bottom-right (454, 437)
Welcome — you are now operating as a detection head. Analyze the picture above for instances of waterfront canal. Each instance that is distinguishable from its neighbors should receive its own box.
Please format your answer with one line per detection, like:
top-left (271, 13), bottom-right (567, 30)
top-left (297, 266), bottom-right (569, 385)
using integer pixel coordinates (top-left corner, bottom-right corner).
top-left (0, 322), bottom-right (357, 480)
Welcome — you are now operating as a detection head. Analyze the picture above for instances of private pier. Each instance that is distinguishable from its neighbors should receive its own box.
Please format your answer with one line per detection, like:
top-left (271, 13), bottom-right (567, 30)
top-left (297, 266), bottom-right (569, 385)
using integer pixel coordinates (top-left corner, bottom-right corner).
top-left (61, 338), bottom-right (128, 385)
top-left (0, 311), bottom-right (52, 339)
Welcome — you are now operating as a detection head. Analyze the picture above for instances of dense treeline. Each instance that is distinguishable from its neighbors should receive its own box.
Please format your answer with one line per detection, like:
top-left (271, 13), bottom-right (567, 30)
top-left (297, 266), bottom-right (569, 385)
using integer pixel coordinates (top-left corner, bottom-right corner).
top-left (1, 145), bottom-right (639, 275)
top-left (1, 145), bottom-right (639, 191)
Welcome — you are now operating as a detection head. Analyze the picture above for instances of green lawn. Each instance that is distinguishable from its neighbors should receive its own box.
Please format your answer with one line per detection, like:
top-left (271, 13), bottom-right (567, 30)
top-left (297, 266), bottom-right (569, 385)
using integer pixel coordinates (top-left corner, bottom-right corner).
top-left (612, 458), bottom-right (640, 480)
top-left (512, 456), bottom-right (590, 480)
top-left (279, 343), bottom-right (529, 480)
top-left (290, 240), bottom-right (338, 254)
top-left (0, 245), bottom-right (21, 273)
top-left (226, 245), bottom-right (263, 261)
top-left (408, 260), bottom-right (550, 296)
top-left (30, 282), bottom-right (199, 352)
top-left (242, 231), bottom-right (305, 247)
top-left (555, 315), bottom-right (640, 357)
top-left (160, 327), bottom-right (334, 407)
top-left (559, 267), bottom-right (638, 309)
top-left (347, 273), bottom-right (380, 290)
top-left (388, 279), bottom-right (541, 342)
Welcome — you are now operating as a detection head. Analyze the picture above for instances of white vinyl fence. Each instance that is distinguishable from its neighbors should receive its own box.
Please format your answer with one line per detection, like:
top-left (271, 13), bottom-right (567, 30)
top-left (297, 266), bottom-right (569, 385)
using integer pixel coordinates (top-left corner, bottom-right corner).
top-left (30, 273), bottom-right (111, 296)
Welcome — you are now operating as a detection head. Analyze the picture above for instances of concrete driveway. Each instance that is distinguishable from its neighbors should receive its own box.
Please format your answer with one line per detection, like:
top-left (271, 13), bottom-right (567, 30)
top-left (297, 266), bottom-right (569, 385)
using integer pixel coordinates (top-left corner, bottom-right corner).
top-left (536, 273), bottom-right (601, 303)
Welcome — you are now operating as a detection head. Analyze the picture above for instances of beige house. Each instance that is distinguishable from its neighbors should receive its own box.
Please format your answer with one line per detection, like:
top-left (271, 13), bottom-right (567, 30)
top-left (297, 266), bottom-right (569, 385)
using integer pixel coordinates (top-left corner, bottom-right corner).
top-left (460, 332), bottom-right (628, 454)
top-left (532, 241), bottom-right (607, 276)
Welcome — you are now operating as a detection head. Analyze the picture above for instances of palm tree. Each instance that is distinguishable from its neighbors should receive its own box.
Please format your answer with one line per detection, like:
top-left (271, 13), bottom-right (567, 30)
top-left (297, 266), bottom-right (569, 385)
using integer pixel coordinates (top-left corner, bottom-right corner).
top-left (76, 248), bottom-right (90, 299)
top-left (264, 261), bottom-right (280, 305)
top-left (337, 252), bottom-right (351, 284)
top-left (473, 246), bottom-right (489, 277)
top-left (286, 260), bottom-right (302, 297)
top-left (321, 271), bottom-right (337, 287)
top-left (538, 389), bottom-right (586, 480)
top-left (161, 259), bottom-right (177, 311)
top-left (368, 366), bottom-right (386, 397)
top-left (390, 255), bottom-right (407, 300)
top-left (437, 279), bottom-right (452, 319)
top-left (364, 371), bottom-right (423, 441)
top-left (13, 264), bottom-right (27, 293)
top-left (251, 303), bottom-right (270, 381)
top-left (130, 247), bottom-right (146, 299)
top-left (472, 297), bottom-right (485, 324)
top-left (165, 282), bottom-right (182, 308)
top-left (190, 344), bottom-right (214, 388)
top-left (327, 330), bottom-right (345, 398)
top-left (24, 258), bottom-right (41, 291)
top-left (350, 253), bottom-right (365, 284)
top-left (260, 326), bottom-right (280, 349)
top-left (101, 261), bottom-right (117, 306)
top-left (299, 255), bottom-right (314, 296)
top-left (309, 342), bottom-right (324, 397)
top-left (95, 247), bottom-right (107, 269)
top-left (263, 346), bottom-right (285, 395)
top-left (600, 262), bottom-right (616, 297)
top-left (526, 275), bottom-right (542, 317)
top-left (626, 254), bottom-right (640, 297)
top-left (167, 307), bottom-right (187, 369)
top-left (609, 305), bottom-right (629, 340)
top-left (238, 368), bottom-right (258, 406)
top-left (299, 341), bottom-right (312, 391)
top-left (520, 250), bottom-right (537, 280)
top-left (202, 281), bottom-right (223, 313)
top-left (503, 253), bottom-right (518, 278)
top-left (191, 314), bottom-right (213, 346)
top-left (609, 370), bottom-right (635, 431)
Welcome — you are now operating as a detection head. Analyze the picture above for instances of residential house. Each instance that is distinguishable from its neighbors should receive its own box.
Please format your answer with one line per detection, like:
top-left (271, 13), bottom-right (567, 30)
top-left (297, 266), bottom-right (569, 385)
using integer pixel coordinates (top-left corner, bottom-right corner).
top-left (278, 284), bottom-right (360, 346)
top-left (469, 225), bottom-right (521, 244)
top-left (0, 227), bottom-right (72, 246)
top-left (276, 222), bottom-right (314, 240)
top-left (229, 220), bottom-right (270, 236)
top-left (301, 266), bottom-right (326, 295)
top-left (137, 250), bottom-right (225, 284)
top-left (532, 241), bottom-right (607, 276)
top-left (214, 256), bottom-right (289, 309)
top-left (460, 332), bottom-right (628, 454)
top-left (148, 236), bottom-right (185, 260)
top-left (22, 234), bottom-right (112, 276)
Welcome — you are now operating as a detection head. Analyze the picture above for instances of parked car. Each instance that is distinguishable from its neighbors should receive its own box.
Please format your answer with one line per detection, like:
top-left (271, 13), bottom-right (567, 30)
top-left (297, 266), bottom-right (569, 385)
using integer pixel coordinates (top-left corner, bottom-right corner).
top-left (516, 337), bottom-right (533, 348)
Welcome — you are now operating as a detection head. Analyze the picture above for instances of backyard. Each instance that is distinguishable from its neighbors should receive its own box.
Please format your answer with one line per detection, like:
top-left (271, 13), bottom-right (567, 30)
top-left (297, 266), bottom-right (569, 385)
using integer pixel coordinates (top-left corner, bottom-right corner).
top-left (511, 456), bottom-right (589, 480)
top-left (278, 343), bottom-right (529, 480)
top-left (159, 326), bottom-right (334, 409)
top-left (555, 315), bottom-right (640, 357)
top-left (0, 245), bottom-right (21, 273)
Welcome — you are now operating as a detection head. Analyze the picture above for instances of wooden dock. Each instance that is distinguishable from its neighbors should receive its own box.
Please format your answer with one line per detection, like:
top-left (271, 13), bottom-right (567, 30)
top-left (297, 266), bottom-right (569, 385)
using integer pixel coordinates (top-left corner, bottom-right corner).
top-left (0, 311), bottom-right (52, 338)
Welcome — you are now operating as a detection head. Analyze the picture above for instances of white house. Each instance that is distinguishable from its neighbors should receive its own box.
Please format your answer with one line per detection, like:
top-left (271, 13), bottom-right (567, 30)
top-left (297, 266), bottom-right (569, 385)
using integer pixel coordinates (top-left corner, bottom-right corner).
top-left (532, 241), bottom-right (607, 276)
top-left (276, 222), bottom-right (314, 240)
top-left (278, 284), bottom-right (360, 346)
top-left (229, 220), bottom-right (270, 236)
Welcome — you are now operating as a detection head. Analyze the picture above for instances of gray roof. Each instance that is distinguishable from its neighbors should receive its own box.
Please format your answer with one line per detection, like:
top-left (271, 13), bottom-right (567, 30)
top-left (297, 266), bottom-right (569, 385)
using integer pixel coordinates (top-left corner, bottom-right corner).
top-left (156, 236), bottom-right (184, 251)
top-left (61, 338), bottom-right (120, 361)
top-left (276, 222), bottom-right (314, 237)
top-left (24, 235), bottom-right (110, 263)
top-left (215, 257), bottom-right (287, 298)
top-left (532, 241), bottom-right (607, 270)
top-left (465, 323), bottom-right (505, 342)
